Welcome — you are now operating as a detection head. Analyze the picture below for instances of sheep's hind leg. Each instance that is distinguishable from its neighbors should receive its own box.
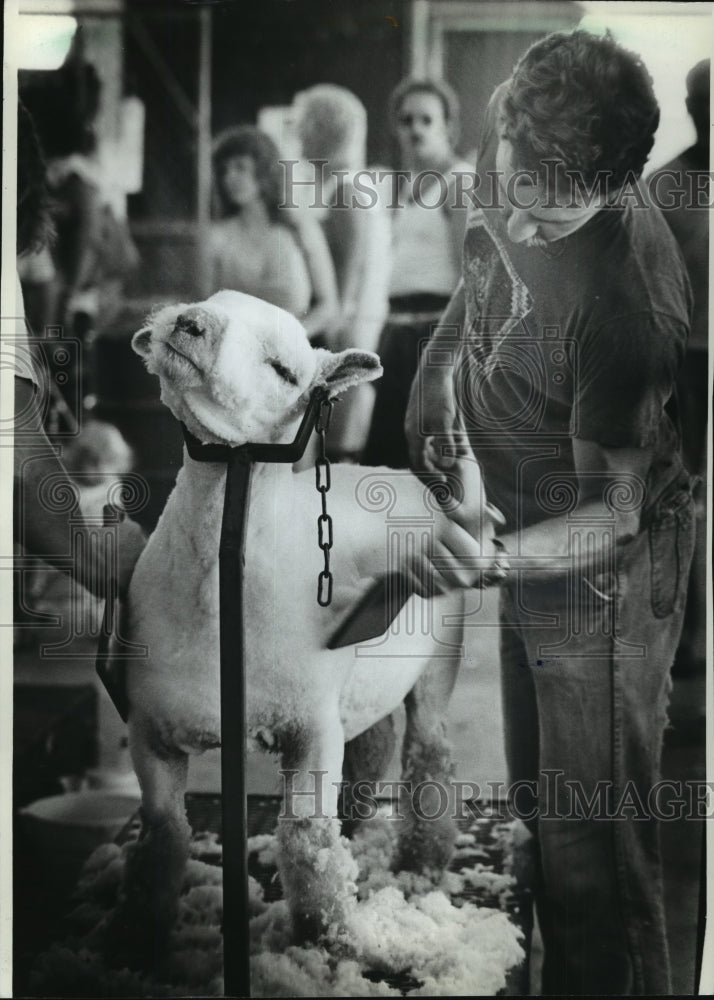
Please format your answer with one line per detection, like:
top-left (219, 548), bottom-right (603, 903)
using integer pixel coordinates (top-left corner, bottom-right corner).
top-left (340, 713), bottom-right (396, 836)
top-left (277, 717), bottom-right (358, 945)
top-left (105, 720), bottom-right (190, 971)
top-left (392, 656), bottom-right (460, 879)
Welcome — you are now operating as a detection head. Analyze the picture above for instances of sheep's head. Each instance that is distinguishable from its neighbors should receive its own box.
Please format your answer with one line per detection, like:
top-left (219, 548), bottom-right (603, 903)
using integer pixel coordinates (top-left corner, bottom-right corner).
top-left (132, 290), bottom-right (382, 446)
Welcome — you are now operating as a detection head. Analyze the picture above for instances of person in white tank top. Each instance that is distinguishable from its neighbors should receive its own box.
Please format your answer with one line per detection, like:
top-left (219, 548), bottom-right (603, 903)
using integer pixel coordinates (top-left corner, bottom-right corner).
top-left (363, 78), bottom-right (472, 468)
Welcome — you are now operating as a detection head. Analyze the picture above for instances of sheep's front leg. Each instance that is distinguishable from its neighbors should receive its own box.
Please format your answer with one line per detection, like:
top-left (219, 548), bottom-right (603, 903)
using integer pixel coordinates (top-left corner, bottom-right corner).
top-left (393, 657), bottom-right (460, 877)
top-left (277, 716), bottom-right (358, 944)
top-left (107, 716), bottom-right (190, 967)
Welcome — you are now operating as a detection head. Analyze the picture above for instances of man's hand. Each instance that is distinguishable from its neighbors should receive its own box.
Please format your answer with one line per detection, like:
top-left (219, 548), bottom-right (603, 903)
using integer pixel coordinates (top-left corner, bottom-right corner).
top-left (401, 510), bottom-right (499, 598)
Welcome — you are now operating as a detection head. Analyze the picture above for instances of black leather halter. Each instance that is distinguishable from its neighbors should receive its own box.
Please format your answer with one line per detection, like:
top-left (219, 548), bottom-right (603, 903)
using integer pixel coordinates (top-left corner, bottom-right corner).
top-left (180, 385), bottom-right (329, 464)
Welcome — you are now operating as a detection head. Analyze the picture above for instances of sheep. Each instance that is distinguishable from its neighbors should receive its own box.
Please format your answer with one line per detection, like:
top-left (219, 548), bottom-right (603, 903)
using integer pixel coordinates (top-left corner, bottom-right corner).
top-left (114, 289), bottom-right (502, 953)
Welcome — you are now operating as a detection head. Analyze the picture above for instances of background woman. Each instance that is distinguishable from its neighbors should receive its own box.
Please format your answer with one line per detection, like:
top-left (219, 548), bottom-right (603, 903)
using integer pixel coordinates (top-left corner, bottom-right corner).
top-left (209, 125), bottom-right (337, 335)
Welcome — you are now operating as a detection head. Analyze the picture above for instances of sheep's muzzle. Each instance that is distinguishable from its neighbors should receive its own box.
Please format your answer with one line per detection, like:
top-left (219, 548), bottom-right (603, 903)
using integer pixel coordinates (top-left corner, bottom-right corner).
top-left (173, 306), bottom-right (226, 341)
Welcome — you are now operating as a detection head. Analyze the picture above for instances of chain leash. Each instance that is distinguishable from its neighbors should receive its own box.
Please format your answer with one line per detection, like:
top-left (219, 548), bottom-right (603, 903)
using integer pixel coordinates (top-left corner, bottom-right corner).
top-left (315, 398), bottom-right (334, 606)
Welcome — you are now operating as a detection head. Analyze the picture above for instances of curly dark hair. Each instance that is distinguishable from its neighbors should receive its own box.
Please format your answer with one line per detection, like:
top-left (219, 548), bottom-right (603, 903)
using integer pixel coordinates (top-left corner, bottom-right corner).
top-left (501, 30), bottom-right (659, 197)
top-left (17, 101), bottom-right (54, 256)
top-left (212, 126), bottom-right (283, 222)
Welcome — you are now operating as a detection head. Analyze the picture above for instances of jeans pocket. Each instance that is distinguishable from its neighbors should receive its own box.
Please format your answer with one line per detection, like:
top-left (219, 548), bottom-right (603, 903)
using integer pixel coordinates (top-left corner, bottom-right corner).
top-left (649, 486), bottom-right (695, 619)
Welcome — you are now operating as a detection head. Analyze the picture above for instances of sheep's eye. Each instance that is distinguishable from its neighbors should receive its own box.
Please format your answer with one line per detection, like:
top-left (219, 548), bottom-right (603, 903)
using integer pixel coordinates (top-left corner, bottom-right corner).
top-left (269, 358), bottom-right (298, 386)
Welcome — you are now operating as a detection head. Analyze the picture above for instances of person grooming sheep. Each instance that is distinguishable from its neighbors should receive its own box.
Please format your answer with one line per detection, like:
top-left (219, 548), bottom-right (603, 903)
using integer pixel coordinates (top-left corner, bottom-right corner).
top-left (405, 30), bottom-right (695, 995)
top-left (110, 289), bottom-right (505, 956)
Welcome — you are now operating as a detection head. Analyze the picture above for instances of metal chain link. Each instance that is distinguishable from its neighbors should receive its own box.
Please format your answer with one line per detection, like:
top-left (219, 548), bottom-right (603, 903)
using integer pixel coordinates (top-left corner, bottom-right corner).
top-left (315, 398), bottom-right (334, 606)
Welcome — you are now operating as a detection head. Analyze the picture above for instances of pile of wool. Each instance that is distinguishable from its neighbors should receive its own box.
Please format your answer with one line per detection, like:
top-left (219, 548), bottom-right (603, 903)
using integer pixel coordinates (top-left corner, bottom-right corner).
top-left (30, 811), bottom-right (525, 998)
top-left (30, 843), bottom-right (228, 997)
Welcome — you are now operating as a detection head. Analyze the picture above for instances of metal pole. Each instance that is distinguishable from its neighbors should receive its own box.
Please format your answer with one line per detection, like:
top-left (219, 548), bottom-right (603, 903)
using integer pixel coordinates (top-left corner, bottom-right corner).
top-left (196, 5), bottom-right (212, 299)
top-left (179, 389), bottom-right (327, 998)
top-left (219, 453), bottom-right (253, 998)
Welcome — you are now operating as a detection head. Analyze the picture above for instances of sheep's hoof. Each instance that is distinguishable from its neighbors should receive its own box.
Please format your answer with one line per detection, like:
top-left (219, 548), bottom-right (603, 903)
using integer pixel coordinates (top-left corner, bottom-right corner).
top-left (393, 826), bottom-right (455, 878)
top-left (291, 910), bottom-right (330, 947)
top-left (291, 906), bottom-right (352, 950)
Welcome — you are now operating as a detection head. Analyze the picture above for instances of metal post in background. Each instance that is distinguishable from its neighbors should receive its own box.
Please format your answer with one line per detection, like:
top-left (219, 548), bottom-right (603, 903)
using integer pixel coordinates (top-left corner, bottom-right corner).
top-left (196, 5), bottom-right (212, 300)
top-left (407, 0), bottom-right (430, 77)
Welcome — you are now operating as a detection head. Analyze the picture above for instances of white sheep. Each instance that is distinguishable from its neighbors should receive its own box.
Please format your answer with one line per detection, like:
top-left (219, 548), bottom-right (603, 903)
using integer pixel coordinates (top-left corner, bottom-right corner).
top-left (114, 289), bottom-right (501, 954)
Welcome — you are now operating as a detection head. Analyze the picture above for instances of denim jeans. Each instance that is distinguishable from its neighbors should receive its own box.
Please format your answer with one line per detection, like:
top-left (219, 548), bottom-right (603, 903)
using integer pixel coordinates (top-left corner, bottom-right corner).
top-left (499, 470), bottom-right (696, 995)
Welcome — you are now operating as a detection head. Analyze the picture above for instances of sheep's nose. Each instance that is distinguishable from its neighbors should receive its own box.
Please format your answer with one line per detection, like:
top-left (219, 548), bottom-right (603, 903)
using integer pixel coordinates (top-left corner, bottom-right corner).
top-left (174, 306), bottom-right (226, 340)
top-left (174, 314), bottom-right (204, 337)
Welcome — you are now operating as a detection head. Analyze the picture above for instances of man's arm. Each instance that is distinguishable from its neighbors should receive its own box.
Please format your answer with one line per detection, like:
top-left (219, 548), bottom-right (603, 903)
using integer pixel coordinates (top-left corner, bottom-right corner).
top-left (320, 198), bottom-right (390, 455)
top-left (288, 212), bottom-right (339, 340)
top-left (404, 281), bottom-right (466, 474)
top-left (62, 175), bottom-right (103, 319)
top-left (446, 166), bottom-right (471, 275)
top-left (498, 438), bottom-right (651, 579)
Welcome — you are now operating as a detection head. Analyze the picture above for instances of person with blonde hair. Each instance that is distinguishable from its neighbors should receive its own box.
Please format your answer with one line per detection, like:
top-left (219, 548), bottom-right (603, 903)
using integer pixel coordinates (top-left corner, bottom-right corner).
top-left (293, 84), bottom-right (391, 459)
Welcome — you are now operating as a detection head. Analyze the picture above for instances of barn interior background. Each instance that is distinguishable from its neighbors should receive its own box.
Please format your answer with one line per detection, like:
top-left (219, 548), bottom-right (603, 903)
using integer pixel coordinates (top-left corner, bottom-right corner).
top-left (5, 0), bottom-right (711, 995)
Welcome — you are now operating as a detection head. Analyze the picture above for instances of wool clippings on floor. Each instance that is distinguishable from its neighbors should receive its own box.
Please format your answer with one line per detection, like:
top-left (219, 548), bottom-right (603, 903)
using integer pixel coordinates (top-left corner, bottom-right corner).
top-left (29, 804), bottom-right (527, 997)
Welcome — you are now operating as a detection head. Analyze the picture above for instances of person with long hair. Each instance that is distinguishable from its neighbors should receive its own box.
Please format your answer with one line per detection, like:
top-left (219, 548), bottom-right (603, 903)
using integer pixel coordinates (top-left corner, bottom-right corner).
top-left (209, 125), bottom-right (337, 333)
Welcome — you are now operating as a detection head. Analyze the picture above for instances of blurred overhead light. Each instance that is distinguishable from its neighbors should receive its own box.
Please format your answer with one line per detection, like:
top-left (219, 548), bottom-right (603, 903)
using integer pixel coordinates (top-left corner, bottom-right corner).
top-left (17, 14), bottom-right (78, 71)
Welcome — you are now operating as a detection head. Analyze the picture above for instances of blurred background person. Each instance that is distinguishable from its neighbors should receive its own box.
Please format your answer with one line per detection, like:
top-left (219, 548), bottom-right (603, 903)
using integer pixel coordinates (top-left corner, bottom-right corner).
top-left (649, 59), bottom-right (709, 679)
top-left (16, 242), bottom-right (56, 341)
top-left (46, 123), bottom-right (139, 343)
top-left (14, 101), bottom-right (146, 609)
top-left (28, 61), bottom-right (139, 419)
top-left (209, 124), bottom-right (338, 336)
top-left (294, 84), bottom-right (391, 459)
top-left (362, 77), bottom-right (472, 469)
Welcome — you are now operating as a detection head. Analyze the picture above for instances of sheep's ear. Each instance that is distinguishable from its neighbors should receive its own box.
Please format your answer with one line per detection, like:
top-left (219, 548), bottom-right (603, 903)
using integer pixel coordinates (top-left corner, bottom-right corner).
top-left (314, 348), bottom-right (382, 396)
top-left (132, 327), bottom-right (152, 356)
